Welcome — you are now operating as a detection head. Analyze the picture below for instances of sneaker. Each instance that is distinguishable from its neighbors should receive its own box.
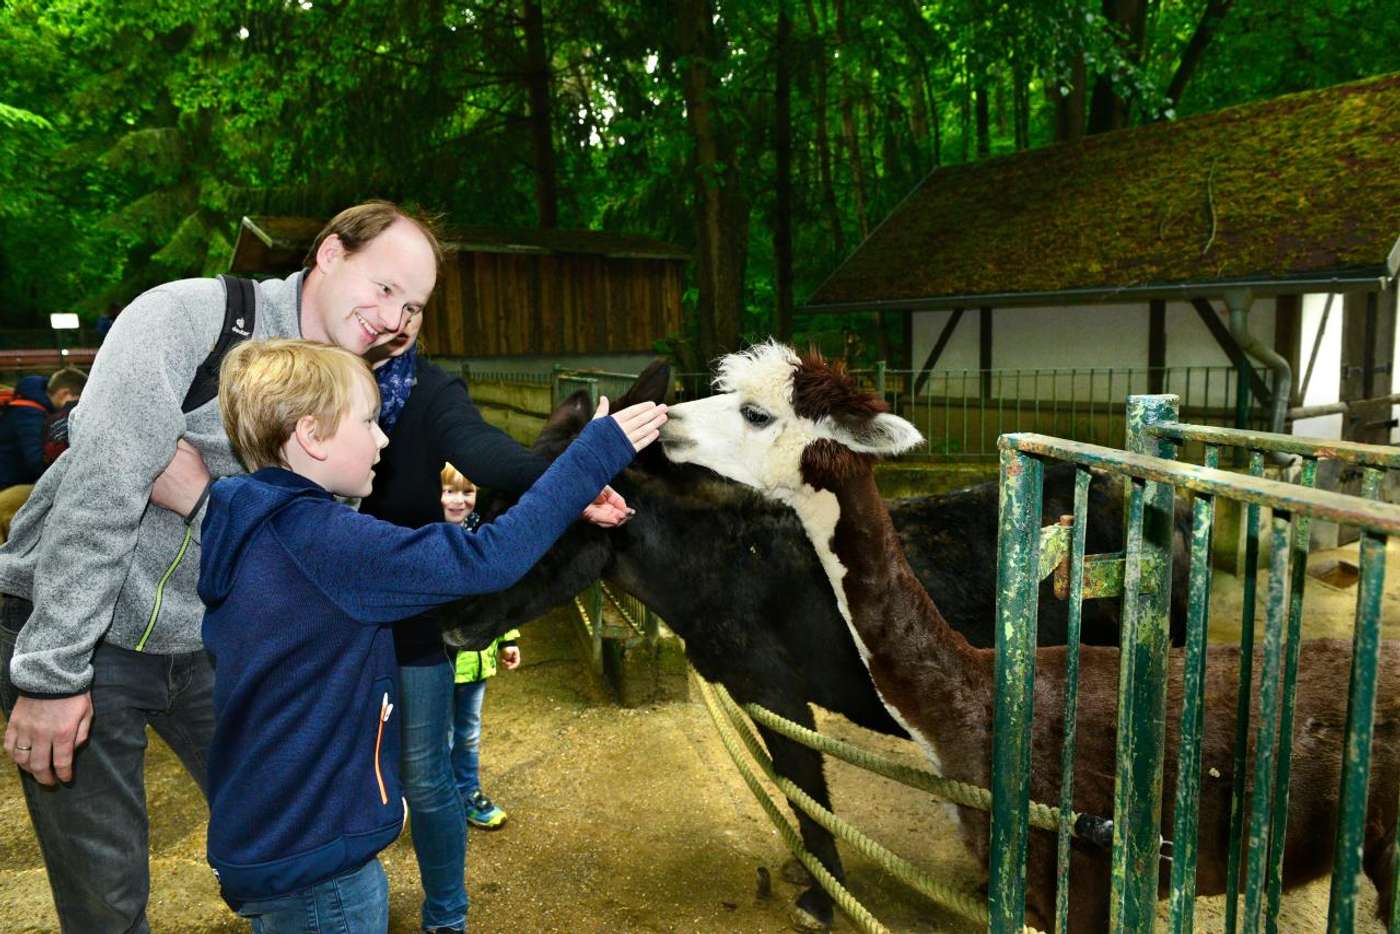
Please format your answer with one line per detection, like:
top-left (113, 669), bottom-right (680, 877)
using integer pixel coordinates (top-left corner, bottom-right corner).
top-left (465, 790), bottom-right (507, 829)
top-left (422, 928), bottom-right (464, 934)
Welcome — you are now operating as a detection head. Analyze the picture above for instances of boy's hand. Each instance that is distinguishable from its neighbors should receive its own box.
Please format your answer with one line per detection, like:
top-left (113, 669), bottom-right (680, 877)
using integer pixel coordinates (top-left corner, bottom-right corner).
top-left (500, 646), bottom-right (521, 670)
top-left (595, 396), bottom-right (668, 453)
top-left (151, 439), bottom-right (211, 517)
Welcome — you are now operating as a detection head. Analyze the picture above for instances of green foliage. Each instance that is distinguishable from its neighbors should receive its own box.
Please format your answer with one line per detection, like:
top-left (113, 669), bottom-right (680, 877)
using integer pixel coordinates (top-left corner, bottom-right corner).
top-left (1, 0), bottom-right (1397, 350)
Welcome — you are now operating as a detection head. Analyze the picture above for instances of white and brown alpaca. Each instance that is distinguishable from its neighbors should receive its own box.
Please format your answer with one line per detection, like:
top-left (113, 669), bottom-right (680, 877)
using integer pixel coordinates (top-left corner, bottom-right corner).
top-left (660, 341), bottom-right (1400, 931)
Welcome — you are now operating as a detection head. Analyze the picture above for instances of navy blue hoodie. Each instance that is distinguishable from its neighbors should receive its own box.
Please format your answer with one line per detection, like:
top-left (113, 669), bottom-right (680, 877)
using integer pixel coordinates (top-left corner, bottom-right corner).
top-left (0, 375), bottom-right (52, 487)
top-left (198, 417), bottom-right (636, 906)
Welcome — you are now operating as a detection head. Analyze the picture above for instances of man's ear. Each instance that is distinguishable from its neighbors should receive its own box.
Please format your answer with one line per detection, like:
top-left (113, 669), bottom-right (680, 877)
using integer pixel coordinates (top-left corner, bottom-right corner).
top-left (293, 414), bottom-right (329, 461)
top-left (314, 233), bottom-right (345, 271)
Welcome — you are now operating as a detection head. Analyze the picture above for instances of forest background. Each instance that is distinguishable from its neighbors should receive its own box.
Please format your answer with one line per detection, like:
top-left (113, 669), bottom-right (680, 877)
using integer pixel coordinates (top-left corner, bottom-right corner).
top-left (3, 0), bottom-right (1399, 367)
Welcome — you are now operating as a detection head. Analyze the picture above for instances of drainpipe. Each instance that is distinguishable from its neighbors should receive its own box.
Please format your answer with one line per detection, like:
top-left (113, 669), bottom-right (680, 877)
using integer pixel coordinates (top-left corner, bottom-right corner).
top-left (1225, 288), bottom-right (1293, 461)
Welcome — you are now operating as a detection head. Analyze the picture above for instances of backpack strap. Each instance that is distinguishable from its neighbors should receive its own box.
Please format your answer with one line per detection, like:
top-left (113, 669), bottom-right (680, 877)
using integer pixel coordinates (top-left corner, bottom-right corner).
top-left (182, 275), bottom-right (256, 414)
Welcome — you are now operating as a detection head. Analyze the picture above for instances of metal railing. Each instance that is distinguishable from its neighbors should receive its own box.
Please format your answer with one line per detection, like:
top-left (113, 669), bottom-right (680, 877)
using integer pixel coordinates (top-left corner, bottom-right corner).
top-left (679, 366), bottom-right (1272, 459)
top-left (991, 395), bottom-right (1400, 932)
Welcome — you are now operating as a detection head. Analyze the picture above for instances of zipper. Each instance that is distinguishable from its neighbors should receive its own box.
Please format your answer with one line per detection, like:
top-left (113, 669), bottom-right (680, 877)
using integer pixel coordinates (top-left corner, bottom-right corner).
top-left (374, 692), bottom-right (393, 805)
top-left (136, 525), bottom-right (193, 651)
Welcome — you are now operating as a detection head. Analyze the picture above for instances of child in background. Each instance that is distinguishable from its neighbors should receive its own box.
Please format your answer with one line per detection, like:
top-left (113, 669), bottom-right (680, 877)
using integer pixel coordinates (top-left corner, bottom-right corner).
top-left (440, 462), bottom-right (515, 829)
top-left (197, 339), bottom-right (665, 932)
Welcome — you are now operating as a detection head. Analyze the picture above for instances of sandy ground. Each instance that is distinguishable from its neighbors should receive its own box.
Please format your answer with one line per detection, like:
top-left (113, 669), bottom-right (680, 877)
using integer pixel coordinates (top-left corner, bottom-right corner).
top-left (2, 540), bottom-right (1398, 933)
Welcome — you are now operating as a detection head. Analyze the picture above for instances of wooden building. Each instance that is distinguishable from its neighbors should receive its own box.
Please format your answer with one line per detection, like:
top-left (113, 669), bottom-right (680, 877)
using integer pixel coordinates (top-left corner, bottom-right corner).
top-left (230, 216), bottom-right (688, 359)
top-left (805, 72), bottom-right (1400, 447)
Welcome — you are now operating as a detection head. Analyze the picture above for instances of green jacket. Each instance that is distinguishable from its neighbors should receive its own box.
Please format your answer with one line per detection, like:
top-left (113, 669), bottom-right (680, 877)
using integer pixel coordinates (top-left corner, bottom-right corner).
top-left (455, 630), bottom-right (520, 683)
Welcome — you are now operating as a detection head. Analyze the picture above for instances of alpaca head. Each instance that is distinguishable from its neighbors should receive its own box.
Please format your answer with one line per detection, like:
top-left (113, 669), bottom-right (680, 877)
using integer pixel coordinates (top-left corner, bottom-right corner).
top-left (661, 341), bottom-right (923, 500)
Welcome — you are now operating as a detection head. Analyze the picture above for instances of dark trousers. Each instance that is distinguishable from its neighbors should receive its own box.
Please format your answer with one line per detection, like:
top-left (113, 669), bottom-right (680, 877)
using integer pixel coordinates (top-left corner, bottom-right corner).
top-left (0, 596), bottom-right (217, 934)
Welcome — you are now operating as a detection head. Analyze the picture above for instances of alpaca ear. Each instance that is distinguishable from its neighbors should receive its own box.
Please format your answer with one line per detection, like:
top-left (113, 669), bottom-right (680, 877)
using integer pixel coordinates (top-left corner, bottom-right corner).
top-left (827, 412), bottom-right (924, 456)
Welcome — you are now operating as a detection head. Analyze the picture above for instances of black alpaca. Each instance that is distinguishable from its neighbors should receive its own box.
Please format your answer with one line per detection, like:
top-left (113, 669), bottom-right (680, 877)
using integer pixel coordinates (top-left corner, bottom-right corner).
top-left (447, 363), bottom-right (1187, 928)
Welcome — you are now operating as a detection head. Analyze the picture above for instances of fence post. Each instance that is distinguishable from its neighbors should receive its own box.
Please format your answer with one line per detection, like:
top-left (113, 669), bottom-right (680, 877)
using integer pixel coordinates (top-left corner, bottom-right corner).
top-left (989, 438), bottom-right (1043, 932)
top-left (1110, 394), bottom-right (1179, 932)
top-left (875, 360), bottom-right (886, 400)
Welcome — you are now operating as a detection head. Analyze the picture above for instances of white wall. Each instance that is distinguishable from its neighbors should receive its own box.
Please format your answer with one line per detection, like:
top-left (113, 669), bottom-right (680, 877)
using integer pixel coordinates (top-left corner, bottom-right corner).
top-left (1292, 292), bottom-right (1344, 439)
top-left (909, 299), bottom-right (1277, 406)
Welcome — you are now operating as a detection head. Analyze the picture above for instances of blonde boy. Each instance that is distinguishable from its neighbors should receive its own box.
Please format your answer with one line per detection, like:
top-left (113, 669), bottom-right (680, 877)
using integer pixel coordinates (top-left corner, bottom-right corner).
top-left (197, 339), bottom-right (664, 933)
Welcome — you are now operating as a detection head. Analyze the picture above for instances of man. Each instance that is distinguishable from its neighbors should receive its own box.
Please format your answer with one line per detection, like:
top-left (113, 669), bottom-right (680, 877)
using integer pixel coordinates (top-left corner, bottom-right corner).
top-left (0, 368), bottom-right (86, 488)
top-left (0, 368), bottom-right (88, 542)
top-left (0, 202), bottom-right (443, 933)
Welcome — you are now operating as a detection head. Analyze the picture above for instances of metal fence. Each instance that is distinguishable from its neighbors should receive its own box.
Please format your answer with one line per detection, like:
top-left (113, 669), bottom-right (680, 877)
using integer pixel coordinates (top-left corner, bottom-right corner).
top-left (991, 395), bottom-right (1400, 932)
top-left (679, 366), bottom-right (1272, 459)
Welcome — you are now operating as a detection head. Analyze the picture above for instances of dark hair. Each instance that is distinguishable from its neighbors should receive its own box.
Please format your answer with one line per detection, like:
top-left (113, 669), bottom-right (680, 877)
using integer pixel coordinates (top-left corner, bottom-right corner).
top-left (47, 367), bottom-right (87, 398)
top-left (303, 200), bottom-right (445, 270)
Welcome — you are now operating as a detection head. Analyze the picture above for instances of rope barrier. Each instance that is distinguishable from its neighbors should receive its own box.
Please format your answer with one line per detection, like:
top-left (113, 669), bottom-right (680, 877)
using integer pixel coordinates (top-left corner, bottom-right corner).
top-left (692, 672), bottom-right (890, 934)
top-left (694, 672), bottom-right (1047, 934)
top-left (741, 700), bottom-right (1075, 836)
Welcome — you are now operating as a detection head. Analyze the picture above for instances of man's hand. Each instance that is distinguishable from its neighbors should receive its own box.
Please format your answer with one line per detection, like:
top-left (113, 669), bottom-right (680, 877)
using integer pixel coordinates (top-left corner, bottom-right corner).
top-left (4, 693), bottom-right (93, 785)
top-left (150, 439), bottom-right (211, 518)
top-left (581, 485), bottom-right (633, 527)
top-left (500, 646), bottom-right (521, 670)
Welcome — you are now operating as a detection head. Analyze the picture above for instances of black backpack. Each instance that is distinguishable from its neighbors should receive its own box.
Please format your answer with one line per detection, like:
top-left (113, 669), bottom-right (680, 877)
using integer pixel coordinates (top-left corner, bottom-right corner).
top-left (181, 275), bottom-right (256, 414)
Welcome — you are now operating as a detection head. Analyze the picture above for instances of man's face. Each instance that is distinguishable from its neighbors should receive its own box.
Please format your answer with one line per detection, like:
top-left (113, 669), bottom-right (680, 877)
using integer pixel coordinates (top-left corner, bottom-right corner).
top-left (320, 378), bottom-right (390, 498)
top-left (308, 219), bottom-right (437, 355)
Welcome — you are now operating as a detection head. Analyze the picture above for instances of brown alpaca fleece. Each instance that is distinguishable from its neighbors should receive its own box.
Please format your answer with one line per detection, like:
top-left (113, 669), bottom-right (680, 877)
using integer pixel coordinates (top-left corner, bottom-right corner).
top-left (802, 460), bottom-right (1400, 932)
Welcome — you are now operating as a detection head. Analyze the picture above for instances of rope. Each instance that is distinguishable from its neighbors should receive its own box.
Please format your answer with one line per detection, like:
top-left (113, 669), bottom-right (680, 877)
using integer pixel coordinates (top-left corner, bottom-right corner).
top-left (692, 673), bottom-right (889, 934)
top-left (741, 700), bottom-right (1075, 836)
top-left (695, 673), bottom-right (1047, 933)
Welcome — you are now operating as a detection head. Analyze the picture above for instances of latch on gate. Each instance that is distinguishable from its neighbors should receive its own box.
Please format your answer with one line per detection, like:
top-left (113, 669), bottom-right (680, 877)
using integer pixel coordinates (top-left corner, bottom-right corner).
top-left (1039, 516), bottom-right (1163, 602)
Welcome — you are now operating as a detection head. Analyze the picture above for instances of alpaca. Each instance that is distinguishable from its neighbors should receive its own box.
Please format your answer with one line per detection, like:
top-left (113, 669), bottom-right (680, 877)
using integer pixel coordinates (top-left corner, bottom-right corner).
top-left (448, 366), bottom-right (1186, 929)
top-left (657, 341), bottom-right (1400, 931)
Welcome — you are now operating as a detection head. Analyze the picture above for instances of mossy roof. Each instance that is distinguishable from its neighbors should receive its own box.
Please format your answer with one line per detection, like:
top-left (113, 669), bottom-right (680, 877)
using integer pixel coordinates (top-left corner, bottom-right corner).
top-left (230, 215), bottom-right (687, 275)
top-left (805, 73), bottom-right (1400, 311)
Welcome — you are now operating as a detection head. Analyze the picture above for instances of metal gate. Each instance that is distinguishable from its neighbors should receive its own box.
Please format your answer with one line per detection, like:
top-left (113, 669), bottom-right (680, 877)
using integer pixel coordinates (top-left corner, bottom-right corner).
top-left (991, 393), bottom-right (1400, 932)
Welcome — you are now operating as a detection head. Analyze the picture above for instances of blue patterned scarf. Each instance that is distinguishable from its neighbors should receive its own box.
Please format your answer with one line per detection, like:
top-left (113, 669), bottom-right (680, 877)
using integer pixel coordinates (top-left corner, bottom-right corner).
top-left (375, 348), bottom-right (417, 433)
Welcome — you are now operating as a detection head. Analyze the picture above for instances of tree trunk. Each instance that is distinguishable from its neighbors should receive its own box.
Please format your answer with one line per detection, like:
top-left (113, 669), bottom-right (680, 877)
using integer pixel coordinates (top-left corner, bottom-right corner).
top-left (835, 0), bottom-right (869, 240)
top-left (1053, 50), bottom-right (1086, 142)
top-left (1163, 0), bottom-right (1236, 112)
top-left (678, 0), bottom-right (748, 359)
top-left (523, 0), bottom-right (558, 227)
top-left (774, 0), bottom-right (794, 341)
top-left (975, 83), bottom-right (991, 158)
top-left (1087, 0), bottom-right (1147, 134)
top-left (805, 0), bottom-right (844, 258)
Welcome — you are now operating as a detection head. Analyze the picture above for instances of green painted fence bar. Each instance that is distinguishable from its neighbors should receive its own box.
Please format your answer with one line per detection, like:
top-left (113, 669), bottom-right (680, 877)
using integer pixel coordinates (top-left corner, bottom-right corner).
top-left (989, 445), bottom-right (1045, 932)
top-left (1148, 421), bottom-right (1400, 469)
top-left (1265, 458), bottom-right (1318, 928)
top-left (1167, 483), bottom-right (1216, 934)
top-left (1108, 395), bottom-right (1179, 931)
top-left (1328, 502), bottom-right (1390, 931)
top-left (1241, 513), bottom-right (1293, 931)
top-left (1054, 470), bottom-right (1092, 934)
top-left (1225, 451), bottom-right (1266, 934)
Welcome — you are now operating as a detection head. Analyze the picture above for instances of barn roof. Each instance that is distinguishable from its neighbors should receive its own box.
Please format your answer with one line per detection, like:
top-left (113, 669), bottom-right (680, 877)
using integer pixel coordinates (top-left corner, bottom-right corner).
top-left (230, 215), bottom-right (688, 275)
top-left (805, 72), bottom-right (1400, 312)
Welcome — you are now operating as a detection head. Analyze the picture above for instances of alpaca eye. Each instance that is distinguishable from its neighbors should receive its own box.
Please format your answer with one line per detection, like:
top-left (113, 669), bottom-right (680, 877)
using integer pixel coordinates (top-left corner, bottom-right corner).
top-left (741, 404), bottom-right (773, 428)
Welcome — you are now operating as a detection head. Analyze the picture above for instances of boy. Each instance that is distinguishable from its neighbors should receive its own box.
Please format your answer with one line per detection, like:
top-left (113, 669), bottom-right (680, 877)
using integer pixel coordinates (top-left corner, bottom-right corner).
top-left (198, 339), bottom-right (665, 932)
top-left (439, 462), bottom-right (514, 829)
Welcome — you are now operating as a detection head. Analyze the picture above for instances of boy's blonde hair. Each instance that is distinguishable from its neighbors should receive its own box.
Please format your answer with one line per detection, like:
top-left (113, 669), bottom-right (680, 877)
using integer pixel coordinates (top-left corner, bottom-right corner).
top-left (219, 339), bottom-right (378, 471)
top-left (440, 461), bottom-right (476, 493)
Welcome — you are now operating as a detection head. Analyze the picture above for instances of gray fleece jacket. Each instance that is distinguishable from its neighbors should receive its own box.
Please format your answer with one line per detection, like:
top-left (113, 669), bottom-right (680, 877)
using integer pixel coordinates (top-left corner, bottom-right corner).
top-left (0, 271), bottom-right (307, 696)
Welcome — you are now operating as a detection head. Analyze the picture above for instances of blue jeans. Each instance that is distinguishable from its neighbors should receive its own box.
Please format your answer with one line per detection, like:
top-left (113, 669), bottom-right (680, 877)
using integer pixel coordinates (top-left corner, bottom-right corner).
top-left (398, 659), bottom-right (468, 930)
top-left (451, 679), bottom-right (487, 800)
top-left (235, 858), bottom-right (388, 933)
top-left (0, 595), bottom-right (216, 934)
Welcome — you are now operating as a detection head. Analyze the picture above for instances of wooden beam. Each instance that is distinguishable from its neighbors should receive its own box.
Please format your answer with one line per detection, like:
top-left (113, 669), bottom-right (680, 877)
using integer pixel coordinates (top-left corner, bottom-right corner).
top-left (979, 306), bottom-right (993, 401)
top-left (1190, 298), bottom-right (1272, 405)
top-left (913, 307), bottom-right (965, 395)
top-left (1148, 299), bottom-right (1166, 394)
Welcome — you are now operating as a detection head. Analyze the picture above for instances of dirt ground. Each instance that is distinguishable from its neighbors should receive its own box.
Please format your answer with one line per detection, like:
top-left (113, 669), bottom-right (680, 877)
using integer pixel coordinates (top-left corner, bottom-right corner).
top-left (2, 539), bottom-right (1398, 933)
